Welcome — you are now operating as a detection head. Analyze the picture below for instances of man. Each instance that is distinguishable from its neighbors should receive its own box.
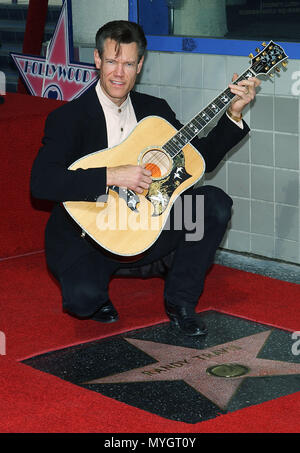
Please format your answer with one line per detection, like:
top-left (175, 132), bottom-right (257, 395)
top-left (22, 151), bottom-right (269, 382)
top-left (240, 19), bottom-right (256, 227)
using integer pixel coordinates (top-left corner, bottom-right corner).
top-left (31, 20), bottom-right (259, 336)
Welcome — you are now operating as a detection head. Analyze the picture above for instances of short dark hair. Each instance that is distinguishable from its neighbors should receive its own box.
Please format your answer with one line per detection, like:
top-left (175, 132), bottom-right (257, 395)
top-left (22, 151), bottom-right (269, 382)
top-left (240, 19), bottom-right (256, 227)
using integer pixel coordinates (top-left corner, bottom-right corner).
top-left (95, 20), bottom-right (147, 62)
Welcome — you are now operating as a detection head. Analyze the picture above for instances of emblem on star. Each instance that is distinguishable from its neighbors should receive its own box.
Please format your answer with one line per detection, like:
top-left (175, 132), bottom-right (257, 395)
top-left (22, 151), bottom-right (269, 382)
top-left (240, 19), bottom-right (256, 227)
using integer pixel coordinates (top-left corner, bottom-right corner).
top-left (11, 0), bottom-right (98, 101)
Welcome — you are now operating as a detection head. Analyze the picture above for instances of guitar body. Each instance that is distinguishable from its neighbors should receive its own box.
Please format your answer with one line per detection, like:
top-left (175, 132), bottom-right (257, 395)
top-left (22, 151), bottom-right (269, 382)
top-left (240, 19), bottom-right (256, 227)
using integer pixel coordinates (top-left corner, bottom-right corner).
top-left (64, 116), bottom-right (205, 257)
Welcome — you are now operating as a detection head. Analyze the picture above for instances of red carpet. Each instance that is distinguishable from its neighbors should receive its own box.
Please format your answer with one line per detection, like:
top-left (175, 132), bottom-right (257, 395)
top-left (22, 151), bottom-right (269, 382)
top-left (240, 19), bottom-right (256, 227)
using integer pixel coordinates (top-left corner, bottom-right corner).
top-left (0, 93), bottom-right (65, 259)
top-left (1, 252), bottom-right (300, 433)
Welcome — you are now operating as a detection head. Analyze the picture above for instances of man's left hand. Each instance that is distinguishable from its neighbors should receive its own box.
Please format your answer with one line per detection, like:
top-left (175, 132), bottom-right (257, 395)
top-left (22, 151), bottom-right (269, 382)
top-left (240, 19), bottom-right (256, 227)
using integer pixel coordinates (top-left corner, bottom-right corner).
top-left (228, 73), bottom-right (261, 117)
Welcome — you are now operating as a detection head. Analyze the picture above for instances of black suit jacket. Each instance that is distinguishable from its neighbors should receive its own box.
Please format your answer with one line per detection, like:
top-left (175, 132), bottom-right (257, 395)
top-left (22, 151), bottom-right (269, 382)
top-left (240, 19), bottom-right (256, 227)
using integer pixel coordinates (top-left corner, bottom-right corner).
top-left (31, 83), bottom-right (249, 276)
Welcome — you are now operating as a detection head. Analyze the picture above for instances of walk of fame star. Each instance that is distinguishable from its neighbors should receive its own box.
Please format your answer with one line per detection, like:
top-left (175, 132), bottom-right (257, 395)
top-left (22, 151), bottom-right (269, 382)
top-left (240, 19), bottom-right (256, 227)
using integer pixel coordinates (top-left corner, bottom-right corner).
top-left (23, 312), bottom-right (300, 423)
top-left (10, 0), bottom-right (98, 100)
top-left (83, 330), bottom-right (300, 410)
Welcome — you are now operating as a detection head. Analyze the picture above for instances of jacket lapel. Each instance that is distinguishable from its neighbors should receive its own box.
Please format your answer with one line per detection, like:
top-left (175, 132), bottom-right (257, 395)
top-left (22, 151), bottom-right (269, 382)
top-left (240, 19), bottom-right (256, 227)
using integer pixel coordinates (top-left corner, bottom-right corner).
top-left (130, 91), bottom-right (149, 122)
top-left (80, 82), bottom-right (108, 149)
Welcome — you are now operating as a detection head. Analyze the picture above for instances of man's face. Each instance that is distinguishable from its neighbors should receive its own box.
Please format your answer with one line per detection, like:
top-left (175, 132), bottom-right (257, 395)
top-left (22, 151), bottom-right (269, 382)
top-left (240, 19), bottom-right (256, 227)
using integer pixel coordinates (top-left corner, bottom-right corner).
top-left (94, 39), bottom-right (144, 106)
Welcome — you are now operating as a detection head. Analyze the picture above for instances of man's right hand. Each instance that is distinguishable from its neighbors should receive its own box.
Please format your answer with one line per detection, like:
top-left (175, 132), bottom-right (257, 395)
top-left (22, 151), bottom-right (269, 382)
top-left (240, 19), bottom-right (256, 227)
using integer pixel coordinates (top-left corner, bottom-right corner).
top-left (106, 165), bottom-right (152, 194)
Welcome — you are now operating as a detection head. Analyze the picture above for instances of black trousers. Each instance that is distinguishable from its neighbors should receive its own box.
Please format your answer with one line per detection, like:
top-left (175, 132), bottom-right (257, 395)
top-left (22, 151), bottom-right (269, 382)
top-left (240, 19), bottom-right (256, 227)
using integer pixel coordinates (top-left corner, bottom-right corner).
top-left (60, 185), bottom-right (233, 317)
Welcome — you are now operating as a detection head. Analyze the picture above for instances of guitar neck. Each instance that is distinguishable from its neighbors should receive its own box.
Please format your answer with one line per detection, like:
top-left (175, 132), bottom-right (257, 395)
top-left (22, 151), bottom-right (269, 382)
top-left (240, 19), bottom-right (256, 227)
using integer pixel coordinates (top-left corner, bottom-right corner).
top-left (163, 67), bottom-right (256, 158)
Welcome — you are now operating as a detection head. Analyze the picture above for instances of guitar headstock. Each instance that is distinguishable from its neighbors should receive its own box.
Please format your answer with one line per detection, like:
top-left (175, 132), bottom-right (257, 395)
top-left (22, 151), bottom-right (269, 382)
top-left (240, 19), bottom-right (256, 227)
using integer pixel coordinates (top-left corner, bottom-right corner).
top-left (249, 41), bottom-right (288, 77)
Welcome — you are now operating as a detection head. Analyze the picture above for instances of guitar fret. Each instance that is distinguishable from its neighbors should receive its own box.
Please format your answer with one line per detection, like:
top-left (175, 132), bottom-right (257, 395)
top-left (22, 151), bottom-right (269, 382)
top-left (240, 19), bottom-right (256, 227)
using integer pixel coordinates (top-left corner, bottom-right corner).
top-left (173, 133), bottom-right (188, 147)
top-left (167, 141), bottom-right (183, 155)
top-left (164, 130), bottom-right (190, 155)
top-left (197, 115), bottom-right (206, 125)
top-left (182, 125), bottom-right (194, 139)
top-left (216, 93), bottom-right (230, 107)
top-left (164, 142), bottom-right (178, 157)
top-left (199, 111), bottom-right (211, 123)
top-left (187, 122), bottom-right (200, 134)
top-left (207, 102), bottom-right (221, 115)
top-left (204, 106), bottom-right (216, 117)
top-left (193, 116), bottom-right (204, 130)
top-left (215, 98), bottom-right (227, 109)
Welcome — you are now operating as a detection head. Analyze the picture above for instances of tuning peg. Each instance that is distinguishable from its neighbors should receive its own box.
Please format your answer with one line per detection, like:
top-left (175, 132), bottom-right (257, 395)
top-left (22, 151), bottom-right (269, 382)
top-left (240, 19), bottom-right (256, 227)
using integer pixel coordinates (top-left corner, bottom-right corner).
top-left (249, 53), bottom-right (254, 59)
top-left (269, 72), bottom-right (274, 77)
top-left (275, 67), bottom-right (280, 73)
top-left (255, 47), bottom-right (260, 53)
top-left (262, 42), bottom-right (267, 47)
top-left (282, 61), bottom-right (288, 67)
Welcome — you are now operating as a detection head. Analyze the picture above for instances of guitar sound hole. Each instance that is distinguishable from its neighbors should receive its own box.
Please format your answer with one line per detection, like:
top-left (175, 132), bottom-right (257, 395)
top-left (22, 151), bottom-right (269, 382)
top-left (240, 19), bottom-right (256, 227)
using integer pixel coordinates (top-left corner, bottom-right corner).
top-left (141, 148), bottom-right (172, 179)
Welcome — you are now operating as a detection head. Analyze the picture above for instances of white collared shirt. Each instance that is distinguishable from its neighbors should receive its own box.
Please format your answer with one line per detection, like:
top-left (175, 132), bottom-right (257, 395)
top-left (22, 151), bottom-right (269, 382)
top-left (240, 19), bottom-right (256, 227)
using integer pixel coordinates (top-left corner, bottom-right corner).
top-left (95, 80), bottom-right (137, 148)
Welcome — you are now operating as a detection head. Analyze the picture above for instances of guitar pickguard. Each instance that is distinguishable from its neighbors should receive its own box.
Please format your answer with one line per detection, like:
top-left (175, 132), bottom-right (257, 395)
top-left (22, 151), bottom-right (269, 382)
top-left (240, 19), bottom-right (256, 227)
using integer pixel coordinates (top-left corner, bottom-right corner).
top-left (146, 151), bottom-right (191, 216)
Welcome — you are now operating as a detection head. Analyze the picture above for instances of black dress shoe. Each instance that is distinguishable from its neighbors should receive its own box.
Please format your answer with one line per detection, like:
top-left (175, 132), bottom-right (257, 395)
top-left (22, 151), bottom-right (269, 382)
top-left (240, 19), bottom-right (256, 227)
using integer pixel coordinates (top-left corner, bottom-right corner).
top-left (165, 301), bottom-right (207, 337)
top-left (91, 300), bottom-right (119, 323)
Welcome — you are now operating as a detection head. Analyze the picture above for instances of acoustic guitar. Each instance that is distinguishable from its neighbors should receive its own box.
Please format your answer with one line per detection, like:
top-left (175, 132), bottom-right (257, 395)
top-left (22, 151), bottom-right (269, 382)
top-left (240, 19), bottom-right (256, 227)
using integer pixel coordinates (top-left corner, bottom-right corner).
top-left (64, 41), bottom-right (287, 257)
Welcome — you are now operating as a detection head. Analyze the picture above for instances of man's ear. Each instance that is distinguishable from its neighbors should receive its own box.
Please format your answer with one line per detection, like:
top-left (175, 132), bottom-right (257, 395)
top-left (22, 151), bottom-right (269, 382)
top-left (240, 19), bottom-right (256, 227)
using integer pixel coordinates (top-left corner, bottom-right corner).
top-left (94, 49), bottom-right (101, 69)
top-left (137, 55), bottom-right (144, 74)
